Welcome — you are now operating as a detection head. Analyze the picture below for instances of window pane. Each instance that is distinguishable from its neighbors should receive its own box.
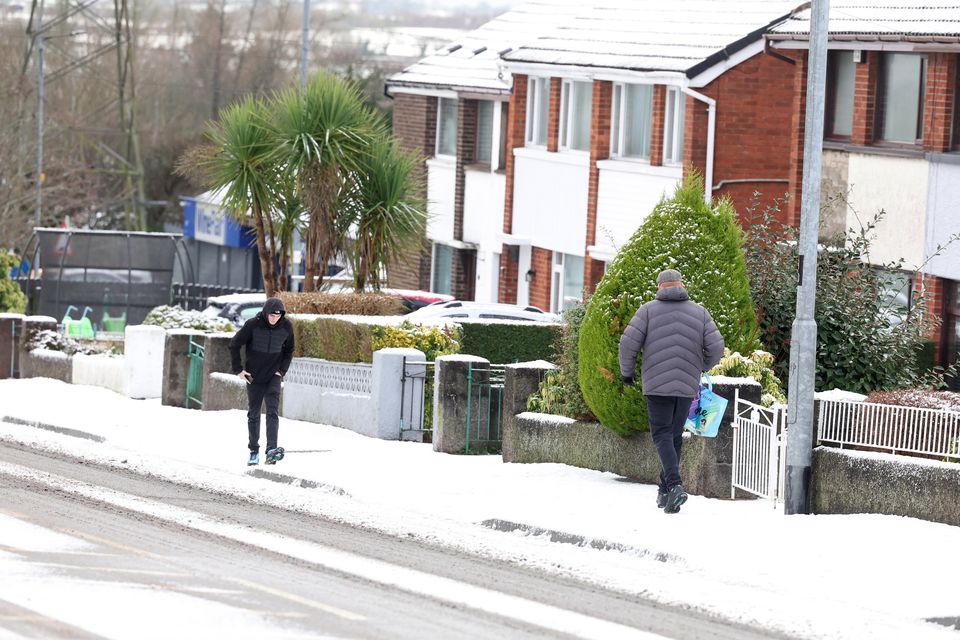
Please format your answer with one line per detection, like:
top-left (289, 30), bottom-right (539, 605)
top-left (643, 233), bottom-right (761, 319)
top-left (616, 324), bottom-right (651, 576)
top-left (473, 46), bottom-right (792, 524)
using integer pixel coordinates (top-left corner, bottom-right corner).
top-left (828, 51), bottom-right (855, 137)
top-left (665, 89), bottom-right (685, 164)
top-left (535, 78), bottom-right (549, 145)
top-left (611, 85), bottom-right (622, 155)
top-left (570, 81), bottom-right (593, 151)
top-left (432, 244), bottom-right (453, 294)
top-left (476, 101), bottom-right (493, 163)
top-left (437, 98), bottom-right (458, 156)
top-left (623, 84), bottom-right (653, 158)
top-left (561, 253), bottom-right (584, 310)
top-left (880, 54), bottom-right (925, 142)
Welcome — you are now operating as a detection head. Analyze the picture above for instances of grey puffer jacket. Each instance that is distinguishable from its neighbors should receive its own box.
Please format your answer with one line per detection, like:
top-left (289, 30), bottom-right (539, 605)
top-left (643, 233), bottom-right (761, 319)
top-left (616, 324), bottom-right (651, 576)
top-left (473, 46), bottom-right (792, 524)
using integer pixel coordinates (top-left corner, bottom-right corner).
top-left (618, 286), bottom-right (725, 397)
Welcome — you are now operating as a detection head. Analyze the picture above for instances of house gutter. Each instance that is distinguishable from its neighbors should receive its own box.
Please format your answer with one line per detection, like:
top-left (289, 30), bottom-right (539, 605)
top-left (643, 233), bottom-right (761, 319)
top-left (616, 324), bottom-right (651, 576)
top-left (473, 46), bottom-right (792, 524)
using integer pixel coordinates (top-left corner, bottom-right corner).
top-left (680, 87), bottom-right (716, 203)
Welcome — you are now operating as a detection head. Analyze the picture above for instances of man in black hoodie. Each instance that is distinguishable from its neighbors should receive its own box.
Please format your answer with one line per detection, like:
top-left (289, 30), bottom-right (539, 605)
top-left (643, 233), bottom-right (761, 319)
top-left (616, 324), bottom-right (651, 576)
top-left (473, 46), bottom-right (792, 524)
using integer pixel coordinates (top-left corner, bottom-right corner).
top-left (229, 297), bottom-right (295, 466)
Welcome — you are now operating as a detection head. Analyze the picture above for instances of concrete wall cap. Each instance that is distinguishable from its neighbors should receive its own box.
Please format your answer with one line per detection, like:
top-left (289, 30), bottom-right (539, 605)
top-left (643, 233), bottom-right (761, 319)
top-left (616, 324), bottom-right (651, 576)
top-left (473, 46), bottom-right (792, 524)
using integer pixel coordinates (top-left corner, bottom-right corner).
top-left (517, 410), bottom-right (576, 425)
top-left (167, 328), bottom-right (206, 336)
top-left (0, 313), bottom-right (25, 320)
top-left (436, 354), bottom-right (489, 363)
top-left (26, 316), bottom-right (57, 323)
top-left (506, 360), bottom-right (557, 370)
top-left (710, 375), bottom-right (761, 386)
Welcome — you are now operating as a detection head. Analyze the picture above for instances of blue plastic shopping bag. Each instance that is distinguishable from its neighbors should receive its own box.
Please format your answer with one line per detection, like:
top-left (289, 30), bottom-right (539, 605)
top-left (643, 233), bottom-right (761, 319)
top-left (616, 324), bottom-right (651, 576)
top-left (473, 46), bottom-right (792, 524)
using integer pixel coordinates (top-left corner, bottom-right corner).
top-left (684, 374), bottom-right (728, 437)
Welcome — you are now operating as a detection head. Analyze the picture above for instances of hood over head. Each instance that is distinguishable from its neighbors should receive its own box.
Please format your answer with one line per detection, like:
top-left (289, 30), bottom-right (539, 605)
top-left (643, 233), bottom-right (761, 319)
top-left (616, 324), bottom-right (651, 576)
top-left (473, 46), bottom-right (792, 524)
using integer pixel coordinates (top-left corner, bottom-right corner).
top-left (262, 297), bottom-right (286, 319)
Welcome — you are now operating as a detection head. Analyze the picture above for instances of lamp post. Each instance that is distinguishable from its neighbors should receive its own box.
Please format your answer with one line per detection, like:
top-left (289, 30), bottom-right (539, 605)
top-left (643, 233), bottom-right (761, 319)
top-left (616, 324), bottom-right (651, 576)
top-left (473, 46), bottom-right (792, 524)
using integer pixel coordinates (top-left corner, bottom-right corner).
top-left (785, 0), bottom-right (830, 515)
top-left (300, 0), bottom-right (310, 88)
top-left (35, 33), bottom-right (45, 229)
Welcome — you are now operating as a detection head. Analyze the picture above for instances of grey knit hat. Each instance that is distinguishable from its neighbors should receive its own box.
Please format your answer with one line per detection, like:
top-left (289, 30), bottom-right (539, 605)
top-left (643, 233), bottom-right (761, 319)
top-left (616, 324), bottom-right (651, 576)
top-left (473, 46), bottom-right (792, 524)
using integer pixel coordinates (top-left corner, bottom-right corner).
top-left (656, 269), bottom-right (683, 285)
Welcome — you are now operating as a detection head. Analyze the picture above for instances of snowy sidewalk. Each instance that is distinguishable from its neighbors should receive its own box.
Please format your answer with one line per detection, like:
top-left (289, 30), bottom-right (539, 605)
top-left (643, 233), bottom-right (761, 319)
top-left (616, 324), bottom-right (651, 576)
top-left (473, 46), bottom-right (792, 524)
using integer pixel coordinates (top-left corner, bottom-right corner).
top-left (1, 377), bottom-right (958, 640)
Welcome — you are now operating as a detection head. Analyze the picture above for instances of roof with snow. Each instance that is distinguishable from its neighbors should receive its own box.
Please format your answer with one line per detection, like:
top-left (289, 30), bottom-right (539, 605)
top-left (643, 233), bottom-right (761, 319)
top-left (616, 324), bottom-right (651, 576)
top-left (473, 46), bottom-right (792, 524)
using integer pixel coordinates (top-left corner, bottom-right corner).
top-left (500, 0), bottom-right (801, 78)
top-left (386, 0), bottom-right (587, 95)
top-left (768, 1), bottom-right (960, 43)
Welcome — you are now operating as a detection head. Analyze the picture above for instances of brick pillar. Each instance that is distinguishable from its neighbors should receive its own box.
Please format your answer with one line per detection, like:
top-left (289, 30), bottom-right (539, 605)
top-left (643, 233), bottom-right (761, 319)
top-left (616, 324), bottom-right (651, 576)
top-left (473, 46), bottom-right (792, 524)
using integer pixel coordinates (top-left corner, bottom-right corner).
top-left (584, 80), bottom-right (613, 296)
top-left (851, 50), bottom-right (879, 147)
top-left (924, 53), bottom-right (956, 153)
top-left (528, 246), bottom-right (553, 312)
top-left (389, 93), bottom-right (438, 290)
top-left (787, 52), bottom-right (809, 228)
top-left (650, 85), bottom-right (667, 167)
top-left (500, 75), bottom-right (528, 304)
top-left (547, 77), bottom-right (562, 152)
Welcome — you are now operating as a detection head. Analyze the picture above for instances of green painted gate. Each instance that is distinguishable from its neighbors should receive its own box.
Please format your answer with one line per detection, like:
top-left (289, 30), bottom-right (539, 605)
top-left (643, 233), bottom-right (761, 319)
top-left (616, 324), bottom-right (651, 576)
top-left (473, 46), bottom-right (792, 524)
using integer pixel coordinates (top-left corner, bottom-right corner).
top-left (464, 363), bottom-right (505, 454)
top-left (185, 337), bottom-right (204, 409)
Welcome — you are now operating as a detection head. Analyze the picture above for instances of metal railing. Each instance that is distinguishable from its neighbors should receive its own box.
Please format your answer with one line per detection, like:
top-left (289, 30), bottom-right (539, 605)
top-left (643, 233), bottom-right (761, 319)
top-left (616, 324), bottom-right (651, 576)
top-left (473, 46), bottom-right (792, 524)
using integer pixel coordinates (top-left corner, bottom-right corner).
top-left (731, 391), bottom-right (787, 504)
top-left (185, 337), bottom-right (205, 409)
top-left (817, 399), bottom-right (960, 460)
top-left (465, 363), bottom-right (505, 454)
top-left (286, 358), bottom-right (373, 395)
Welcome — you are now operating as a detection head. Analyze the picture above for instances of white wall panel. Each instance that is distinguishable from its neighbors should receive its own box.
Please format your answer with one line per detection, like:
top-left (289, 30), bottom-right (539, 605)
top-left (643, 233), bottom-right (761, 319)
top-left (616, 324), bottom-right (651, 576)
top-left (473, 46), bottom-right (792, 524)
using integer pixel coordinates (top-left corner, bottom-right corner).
top-left (426, 159), bottom-right (456, 243)
top-left (512, 149), bottom-right (589, 256)
top-left (926, 159), bottom-right (960, 281)
top-left (595, 161), bottom-right (681, 253)
top-left (463, 170), bottom-right (506, 251)
top-left (846, 154), bottom-right (927, 268)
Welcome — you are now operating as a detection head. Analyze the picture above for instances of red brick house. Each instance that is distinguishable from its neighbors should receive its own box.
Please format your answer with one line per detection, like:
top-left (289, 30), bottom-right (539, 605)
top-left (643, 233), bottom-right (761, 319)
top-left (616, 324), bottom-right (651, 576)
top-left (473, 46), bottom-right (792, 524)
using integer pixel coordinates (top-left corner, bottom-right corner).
top-left (387, 0), bottom-right (960, 376)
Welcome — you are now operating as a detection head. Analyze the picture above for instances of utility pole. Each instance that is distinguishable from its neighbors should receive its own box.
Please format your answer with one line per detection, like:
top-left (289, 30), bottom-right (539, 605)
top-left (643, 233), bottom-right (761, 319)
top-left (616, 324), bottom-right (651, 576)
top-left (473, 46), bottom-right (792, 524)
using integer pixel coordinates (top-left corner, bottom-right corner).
top-left (35, 33), bottom-right (44, 229)
top-left (785, 0), bottom-right (830, 515)
top-left (300, 0), bottom-right (310, 88)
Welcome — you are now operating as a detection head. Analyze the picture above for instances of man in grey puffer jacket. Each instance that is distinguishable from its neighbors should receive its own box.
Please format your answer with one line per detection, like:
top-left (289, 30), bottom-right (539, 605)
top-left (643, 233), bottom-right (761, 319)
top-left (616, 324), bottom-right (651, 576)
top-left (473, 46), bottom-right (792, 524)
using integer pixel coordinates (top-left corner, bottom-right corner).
top-left (619, 269), bottom-right (724, 513)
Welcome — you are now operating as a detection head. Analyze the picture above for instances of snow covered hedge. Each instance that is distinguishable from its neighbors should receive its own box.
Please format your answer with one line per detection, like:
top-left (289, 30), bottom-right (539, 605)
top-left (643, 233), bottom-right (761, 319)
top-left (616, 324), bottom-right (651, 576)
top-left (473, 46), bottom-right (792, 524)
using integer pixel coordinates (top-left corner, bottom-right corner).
top-left (27, 329), bottom-right (112, 356)
top-left (143, 305), bottom-right (234, 332)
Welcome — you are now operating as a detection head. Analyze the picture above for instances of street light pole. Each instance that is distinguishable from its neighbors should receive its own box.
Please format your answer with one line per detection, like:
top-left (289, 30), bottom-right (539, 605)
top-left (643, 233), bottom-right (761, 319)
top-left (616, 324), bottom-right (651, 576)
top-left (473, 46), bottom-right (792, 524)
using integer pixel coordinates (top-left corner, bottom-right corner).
top-left (300, 0), bottom-right (310, 88)
top-left (785, 0), bottom-right (830, 515)
top-left (35, 32), bottom-right (45, 229)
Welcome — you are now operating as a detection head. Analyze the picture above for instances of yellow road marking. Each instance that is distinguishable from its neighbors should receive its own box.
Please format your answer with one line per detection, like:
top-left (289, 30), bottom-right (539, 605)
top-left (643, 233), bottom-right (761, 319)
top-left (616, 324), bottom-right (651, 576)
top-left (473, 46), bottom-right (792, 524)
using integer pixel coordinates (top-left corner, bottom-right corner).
top-left (225, 577), bottom-right (366, 622)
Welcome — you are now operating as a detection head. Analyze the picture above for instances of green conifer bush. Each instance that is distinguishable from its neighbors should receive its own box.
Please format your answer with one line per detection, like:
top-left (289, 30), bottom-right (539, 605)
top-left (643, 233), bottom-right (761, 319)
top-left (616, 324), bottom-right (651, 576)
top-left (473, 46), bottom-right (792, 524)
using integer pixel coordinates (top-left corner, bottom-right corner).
top-left (578, 175), bottom-right (759, 435)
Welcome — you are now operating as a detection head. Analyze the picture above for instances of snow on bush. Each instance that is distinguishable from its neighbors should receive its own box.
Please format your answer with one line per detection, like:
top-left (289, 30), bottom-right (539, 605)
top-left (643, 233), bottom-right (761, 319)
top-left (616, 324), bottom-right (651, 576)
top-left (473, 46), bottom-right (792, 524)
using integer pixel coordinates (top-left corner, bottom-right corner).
top-left (143, 305), bottom-right (235, 332)
top-left (866, 389), bottom-right (960, 413)
top-left (28, 330), bottom-right (107, 356)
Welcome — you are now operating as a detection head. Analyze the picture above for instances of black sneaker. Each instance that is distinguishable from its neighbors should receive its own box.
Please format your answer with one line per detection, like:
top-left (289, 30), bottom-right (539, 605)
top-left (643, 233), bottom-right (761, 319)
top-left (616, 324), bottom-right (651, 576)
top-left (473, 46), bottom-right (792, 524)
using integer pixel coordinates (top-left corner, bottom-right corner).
top-left (664, 484), bottom-right (688, 514)
top-left (656, 488), bottom-right (668, 509)
top-left (264, 447), bottom-right (285, 465)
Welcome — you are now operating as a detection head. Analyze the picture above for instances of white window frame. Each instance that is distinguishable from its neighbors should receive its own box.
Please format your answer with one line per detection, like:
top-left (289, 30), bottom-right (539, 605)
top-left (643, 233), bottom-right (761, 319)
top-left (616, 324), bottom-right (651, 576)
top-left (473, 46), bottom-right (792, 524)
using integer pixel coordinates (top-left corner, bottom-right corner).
top-left (525, 77), bottom-right (549, 147)
top-left (559, 79), bottom-right (592, 153)
top-left (663, 87), bottom-right (686, 166)
top-left (549, 252), bottom-right (584, 313)
top-left (435, 97), bottom-right (458, 158)
top-left (610, 82), bottom-right (654, 161)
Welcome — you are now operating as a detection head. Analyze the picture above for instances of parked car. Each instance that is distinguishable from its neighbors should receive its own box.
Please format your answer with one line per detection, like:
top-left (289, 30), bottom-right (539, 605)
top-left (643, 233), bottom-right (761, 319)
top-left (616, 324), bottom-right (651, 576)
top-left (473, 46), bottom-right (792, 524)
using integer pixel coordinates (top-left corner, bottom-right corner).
top-left (201, 293), bottom-right (267, 327)
top-left (404, 301), bottom-right (562, 323)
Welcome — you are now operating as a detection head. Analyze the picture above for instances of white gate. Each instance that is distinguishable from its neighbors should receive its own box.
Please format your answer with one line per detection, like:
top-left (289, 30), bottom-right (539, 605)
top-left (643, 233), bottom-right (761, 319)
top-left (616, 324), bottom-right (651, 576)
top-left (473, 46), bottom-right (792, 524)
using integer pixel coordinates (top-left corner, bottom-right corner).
top-left (731, 390), bottom-right (787, 504)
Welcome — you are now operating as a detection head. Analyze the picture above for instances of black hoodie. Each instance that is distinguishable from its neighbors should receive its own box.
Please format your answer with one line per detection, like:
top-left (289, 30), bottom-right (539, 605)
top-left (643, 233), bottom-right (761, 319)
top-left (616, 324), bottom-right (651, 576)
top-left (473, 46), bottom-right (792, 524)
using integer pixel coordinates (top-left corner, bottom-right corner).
top-left (229, 297), bottom-right (295, 384)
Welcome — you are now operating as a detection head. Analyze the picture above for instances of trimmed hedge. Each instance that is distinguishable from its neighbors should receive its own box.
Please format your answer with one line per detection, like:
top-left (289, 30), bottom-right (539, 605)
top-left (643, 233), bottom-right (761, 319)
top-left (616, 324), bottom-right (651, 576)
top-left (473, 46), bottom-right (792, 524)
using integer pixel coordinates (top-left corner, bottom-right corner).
top-left (278, 291), bottom-right (405, 316)
top-left (458, 320), bottom-right (560, 364)
top-left (292, 317), bottom-right (375, 362)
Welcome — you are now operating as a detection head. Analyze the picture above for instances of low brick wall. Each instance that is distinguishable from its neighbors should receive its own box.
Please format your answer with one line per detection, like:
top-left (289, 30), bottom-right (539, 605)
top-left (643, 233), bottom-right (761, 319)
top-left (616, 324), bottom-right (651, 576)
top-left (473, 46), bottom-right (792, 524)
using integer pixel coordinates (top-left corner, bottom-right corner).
top-left (812, 447), bottom-right (960, 527)
top-left (503, 363), bottom-right (761, 499)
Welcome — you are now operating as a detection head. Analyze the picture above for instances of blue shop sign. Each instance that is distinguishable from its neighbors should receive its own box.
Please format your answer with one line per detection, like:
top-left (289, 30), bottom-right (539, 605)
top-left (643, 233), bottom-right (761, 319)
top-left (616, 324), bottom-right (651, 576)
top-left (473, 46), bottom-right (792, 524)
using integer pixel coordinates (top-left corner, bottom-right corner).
top-left (181, 196), bottom-right (253, 249)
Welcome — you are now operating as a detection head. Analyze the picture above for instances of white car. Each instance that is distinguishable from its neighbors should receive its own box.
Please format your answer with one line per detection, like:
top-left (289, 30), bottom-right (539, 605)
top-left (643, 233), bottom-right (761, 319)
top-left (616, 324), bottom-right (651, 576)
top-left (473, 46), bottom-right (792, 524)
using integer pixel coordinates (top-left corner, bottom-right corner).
top-left (201, 293), bottom-right (267, 327)
top-left (404, 301), bottom-right (562, 323)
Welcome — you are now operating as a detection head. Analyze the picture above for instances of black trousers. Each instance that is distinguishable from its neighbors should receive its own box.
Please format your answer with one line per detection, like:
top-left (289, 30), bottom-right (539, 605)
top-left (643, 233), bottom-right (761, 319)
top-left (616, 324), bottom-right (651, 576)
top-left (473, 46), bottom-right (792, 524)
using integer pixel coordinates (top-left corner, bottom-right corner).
top-left (646, 395), bottom-right (694, 491)
top-left (247, 375), bottom-right (281, 453)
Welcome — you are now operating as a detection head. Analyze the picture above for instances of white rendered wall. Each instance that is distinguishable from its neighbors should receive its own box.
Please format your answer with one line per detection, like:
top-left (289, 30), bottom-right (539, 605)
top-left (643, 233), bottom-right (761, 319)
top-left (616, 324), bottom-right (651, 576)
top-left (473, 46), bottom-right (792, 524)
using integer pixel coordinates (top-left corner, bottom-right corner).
top-left (925, 158), bottom-right (960, 281)
top-left (124, 325), bottom-right (166, 399)
top-left (512, 148), bottom-right (589, 256)
top-left (463, 170), bottom-right (506, 250)
top-left (464, 169), bottom-right (506, 303)
top-left (72, 353), bottom-right (126, 395)
top-left (846, 153), bottom-right (928, 268)
top-left (595, 161), bottom-right (681, 254)
top-left (426, 159), bottom-right (456, 243)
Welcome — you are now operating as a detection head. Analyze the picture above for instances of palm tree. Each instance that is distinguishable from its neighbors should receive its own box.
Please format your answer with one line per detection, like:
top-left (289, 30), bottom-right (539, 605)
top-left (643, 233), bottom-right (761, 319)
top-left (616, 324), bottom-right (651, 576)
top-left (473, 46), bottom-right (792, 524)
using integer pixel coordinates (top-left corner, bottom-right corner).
top-left (270, 175), bottom-right (306, 293)
top-left (267, 73), bottom-right (377, 291)
top-left (345, 138), bottom-right (427, 291)
top-left (179, 96), bottom-right (281, 296)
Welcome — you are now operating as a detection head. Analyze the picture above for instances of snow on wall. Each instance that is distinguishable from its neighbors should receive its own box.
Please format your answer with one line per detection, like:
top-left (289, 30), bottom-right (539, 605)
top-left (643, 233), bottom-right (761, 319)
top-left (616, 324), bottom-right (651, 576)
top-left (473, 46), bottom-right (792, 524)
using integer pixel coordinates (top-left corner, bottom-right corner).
top-left (72, 353), bottom-right (126, 395)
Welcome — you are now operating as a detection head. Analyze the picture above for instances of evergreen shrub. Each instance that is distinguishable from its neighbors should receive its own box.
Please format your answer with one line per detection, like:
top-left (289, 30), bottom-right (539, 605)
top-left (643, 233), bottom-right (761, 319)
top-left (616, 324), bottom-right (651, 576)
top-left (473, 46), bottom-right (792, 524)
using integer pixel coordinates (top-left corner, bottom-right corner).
top-left (527, 303), bottom-right (595, 420)
top-left (372, 321), bottom-right (461, 361)
top-left (578, 175), bottom-right (759, 436)
top-left (0, 253), bottom-right (27, 314)
top-left (457, 320), bottom-right (560, 364)
top-left (292, 317), bottom-right (374, 362)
